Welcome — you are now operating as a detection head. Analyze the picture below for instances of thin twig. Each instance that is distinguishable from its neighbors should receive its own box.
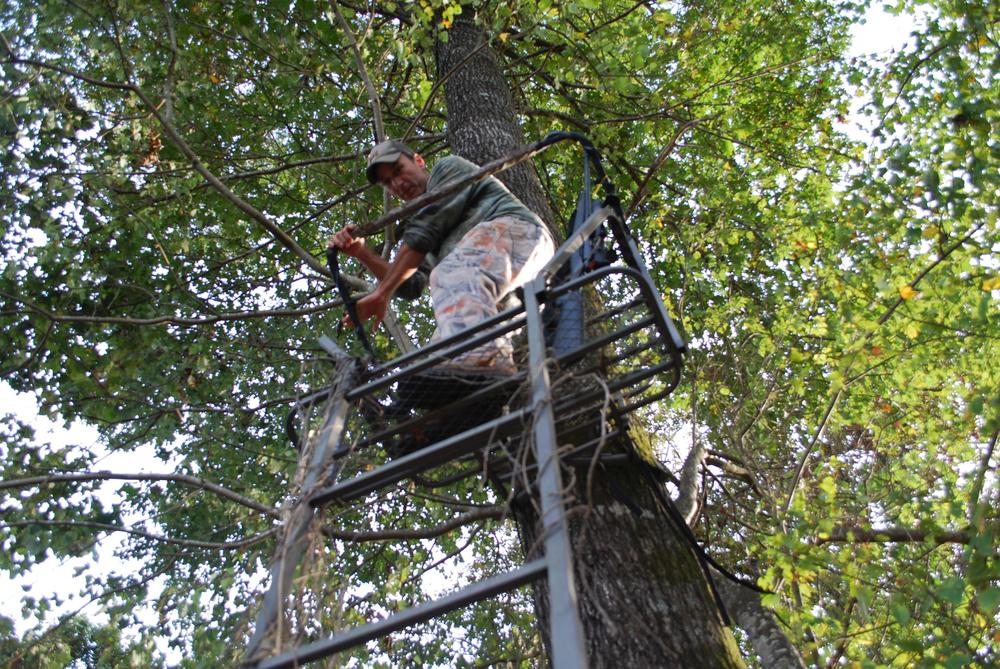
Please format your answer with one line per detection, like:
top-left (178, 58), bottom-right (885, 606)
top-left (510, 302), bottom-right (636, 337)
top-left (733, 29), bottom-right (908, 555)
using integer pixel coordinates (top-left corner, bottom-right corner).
top-left (4, 519), bottom-right (278, 550)
top-left (626, 117), bottom-right (707, 216)
top-left (0, 471), bottom-right (280, 518)
top-left (1, 290), bottom-right (341, 327)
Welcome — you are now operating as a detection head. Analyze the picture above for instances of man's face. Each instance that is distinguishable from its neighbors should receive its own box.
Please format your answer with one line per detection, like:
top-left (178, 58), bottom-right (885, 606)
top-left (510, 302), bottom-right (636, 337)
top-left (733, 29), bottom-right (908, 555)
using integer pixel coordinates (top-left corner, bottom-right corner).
top-left (375, 154), bottom-right (429, 201)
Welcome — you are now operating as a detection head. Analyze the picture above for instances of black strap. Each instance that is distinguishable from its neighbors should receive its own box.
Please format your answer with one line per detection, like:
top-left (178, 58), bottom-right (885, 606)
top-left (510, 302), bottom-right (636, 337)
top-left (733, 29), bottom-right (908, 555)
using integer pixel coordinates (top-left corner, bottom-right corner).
top-left (631, 456), bottom-right (774, 615)
top-left (326, 247), bottom-right (377, 361)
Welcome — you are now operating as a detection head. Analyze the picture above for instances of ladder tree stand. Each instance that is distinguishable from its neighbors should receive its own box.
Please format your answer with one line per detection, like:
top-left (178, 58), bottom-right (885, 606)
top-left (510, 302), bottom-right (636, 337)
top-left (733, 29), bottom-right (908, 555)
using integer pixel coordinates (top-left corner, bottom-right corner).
top-left (240, 133), bottom-right (741, 668)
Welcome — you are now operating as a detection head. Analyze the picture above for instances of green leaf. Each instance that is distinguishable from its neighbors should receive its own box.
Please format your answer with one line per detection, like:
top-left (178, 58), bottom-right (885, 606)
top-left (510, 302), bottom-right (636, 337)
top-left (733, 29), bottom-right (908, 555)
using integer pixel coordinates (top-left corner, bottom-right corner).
top-left (937, 577), bottom-right (965, 605)
top-left (976, 588), bottom-right (1000, 613)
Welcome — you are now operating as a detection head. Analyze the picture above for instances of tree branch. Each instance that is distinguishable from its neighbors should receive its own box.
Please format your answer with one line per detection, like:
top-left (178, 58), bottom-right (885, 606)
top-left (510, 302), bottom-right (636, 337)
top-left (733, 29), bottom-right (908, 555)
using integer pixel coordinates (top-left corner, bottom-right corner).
top-left (3, 519), bottom-right (278, 550)
top-left (714, 573), bottom-right (807, 669)
top-left (6, 57), bottom-right (133, 91)
top-left (0, 471), bottom-right (280, 518)
top-left (8, 53), bottom-right (332, 278)
top-left (704, 455), bottom-right (767, 498)
top-left (784, 220), bottom-right (986, 516)
top-left (676, 372), bottom-right (704, 523)
top-left (626, 116), bottom-right (706, 216)
top-left (326, 1), bottom-right (419, 354)
top-left (969, 428), bottom-right (999, 523)
top-left (329, 0), bottom-right (384, 141)
top-left (815, 525), bottom-right (974, 545)
top-left (782, 388), bottom-right (842, 517)
top-left (1, 290), bottom-right (340, 328)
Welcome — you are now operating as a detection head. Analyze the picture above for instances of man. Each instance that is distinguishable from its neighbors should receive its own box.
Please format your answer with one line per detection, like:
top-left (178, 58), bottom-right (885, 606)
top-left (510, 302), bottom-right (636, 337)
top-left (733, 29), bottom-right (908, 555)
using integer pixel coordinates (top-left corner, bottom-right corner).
top-left (329, 139), bottom-right (554, 374)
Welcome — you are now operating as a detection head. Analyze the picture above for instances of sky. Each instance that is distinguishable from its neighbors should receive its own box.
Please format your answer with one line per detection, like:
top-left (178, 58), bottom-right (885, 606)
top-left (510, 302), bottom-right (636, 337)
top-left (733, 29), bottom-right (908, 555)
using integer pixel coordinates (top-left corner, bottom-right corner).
top-left (0, 1), bottom-right (922, 659)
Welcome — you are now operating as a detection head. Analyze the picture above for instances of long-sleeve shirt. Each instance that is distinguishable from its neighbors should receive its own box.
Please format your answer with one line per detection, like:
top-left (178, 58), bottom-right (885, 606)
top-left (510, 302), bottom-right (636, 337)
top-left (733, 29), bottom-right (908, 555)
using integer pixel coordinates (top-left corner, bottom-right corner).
top-left (394, 155), bottom-right (543, 300)
top-left (401, 156), bottom-right (543, 257)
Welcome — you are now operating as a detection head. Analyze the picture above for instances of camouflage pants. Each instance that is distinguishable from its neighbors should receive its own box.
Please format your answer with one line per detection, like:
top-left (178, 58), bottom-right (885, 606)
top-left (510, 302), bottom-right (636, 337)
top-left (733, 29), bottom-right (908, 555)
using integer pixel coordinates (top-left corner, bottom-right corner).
top-left (429, 216), bottom-right (555, 368)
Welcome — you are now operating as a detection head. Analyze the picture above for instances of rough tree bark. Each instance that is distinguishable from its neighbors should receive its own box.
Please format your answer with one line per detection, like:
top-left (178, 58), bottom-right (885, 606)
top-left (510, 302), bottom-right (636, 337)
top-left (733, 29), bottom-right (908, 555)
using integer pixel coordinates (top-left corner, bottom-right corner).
top-left (435, 17), bottom-right (555, 231)
top-left (436, 12), bottom-right (745, 668)
top-left (715, 576), bottom-right (808, 669)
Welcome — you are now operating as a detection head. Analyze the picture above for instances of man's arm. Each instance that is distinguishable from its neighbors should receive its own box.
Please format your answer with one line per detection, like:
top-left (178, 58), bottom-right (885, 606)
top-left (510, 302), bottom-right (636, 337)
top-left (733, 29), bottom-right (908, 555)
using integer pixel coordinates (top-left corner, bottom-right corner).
top-left (345, 243), bottom-right (427, 330)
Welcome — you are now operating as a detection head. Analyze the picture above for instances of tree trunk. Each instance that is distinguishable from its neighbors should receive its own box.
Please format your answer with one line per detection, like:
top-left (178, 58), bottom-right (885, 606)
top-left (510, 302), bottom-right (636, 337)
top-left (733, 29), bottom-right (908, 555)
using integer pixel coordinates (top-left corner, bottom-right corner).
top-left (715, 576), bottom-right (808, 668)
top-left (436, 12), bottom-right (745, 668)
top-left (435, 15), bottom-right (555, 230)
top-left (514, 456), bottom-right (745, 668)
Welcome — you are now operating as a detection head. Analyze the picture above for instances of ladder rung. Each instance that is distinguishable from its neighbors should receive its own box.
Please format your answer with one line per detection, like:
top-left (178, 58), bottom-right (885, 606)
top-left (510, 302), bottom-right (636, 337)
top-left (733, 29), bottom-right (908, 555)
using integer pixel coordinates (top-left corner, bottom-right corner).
top-left (310, 408), bottom-right (529, 507)
top-left (250, 559), bottom-right (547, 669)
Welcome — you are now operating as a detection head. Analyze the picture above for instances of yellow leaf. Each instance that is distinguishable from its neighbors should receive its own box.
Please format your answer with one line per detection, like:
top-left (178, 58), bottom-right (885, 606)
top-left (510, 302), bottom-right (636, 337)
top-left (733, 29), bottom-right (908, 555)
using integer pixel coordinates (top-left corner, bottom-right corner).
top-left (982, 276), bottom-right (1000, 291)
top-left (209, 72), bottom-right (221, 85)
top-left (898, 285), bottom-right (917, 300)
top-left (922, 225), bottom-right (939, 239)
top-left (574, 31), bottom-right (587, 40)
top-left (498, 32), bottom-right (510, 43)
top-left (440, 18), bottom-right (452, 29)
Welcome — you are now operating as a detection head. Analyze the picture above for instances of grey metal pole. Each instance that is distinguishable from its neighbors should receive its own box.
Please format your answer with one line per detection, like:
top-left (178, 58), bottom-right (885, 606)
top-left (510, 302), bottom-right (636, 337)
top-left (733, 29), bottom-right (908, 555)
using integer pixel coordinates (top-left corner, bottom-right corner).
top-left (242, 349), bottom-right (356, 666)
top-left (522, 275), bottom-right (589, 669)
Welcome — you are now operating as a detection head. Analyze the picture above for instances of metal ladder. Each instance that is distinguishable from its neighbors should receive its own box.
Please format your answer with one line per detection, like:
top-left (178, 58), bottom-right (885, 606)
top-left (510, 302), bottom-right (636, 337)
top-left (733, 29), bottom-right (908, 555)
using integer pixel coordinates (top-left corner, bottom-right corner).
top-left (242, 140), bottom-right (686, 669)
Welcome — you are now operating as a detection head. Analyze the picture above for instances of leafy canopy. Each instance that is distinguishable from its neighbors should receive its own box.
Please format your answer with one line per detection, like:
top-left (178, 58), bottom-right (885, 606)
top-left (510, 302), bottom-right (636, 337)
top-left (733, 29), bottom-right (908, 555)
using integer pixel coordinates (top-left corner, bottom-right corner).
top-left (0, 0), bottom-right (997, 666)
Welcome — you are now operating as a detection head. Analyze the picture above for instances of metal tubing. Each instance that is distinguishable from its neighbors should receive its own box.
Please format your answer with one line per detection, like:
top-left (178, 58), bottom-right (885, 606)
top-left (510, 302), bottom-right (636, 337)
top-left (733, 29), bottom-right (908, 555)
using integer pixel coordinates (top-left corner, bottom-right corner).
top-left (585, 297), bottom-right (644, 326)
top-left (523, 275), bottom-right (590, 669)
top-left (539, 205), bottom-right (615, 281)
top-left (252, 560), bottom-right (547, 669)
top-left (552, 315), bottom-right (655, 369)
top-left (244, 385), bottom-right (355, 664)
top-left (544, 264), bottom-right (682, 358)
top-left (310, 408), bottom-right (530, 507)
top-left (494, 430), bottom-right (626, 484)
top-left (544, 358), bottom-right (677, 420)
top-left (352, 312), bottom-right (528, 398)
top-left (605, 217), bottom-right (686, 353)
top-left (337, 372), bottom-right (525, 457)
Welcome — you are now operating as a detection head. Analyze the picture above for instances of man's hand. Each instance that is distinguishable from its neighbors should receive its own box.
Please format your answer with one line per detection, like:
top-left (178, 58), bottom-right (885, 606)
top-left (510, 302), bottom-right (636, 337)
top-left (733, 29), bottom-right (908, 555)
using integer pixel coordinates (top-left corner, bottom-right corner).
top-left (328, 224), bottom-right (367, 258)
top-left (334, 240), bottom-right (427, 332)
top-left (342, 288), bottom-right (390, 331)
